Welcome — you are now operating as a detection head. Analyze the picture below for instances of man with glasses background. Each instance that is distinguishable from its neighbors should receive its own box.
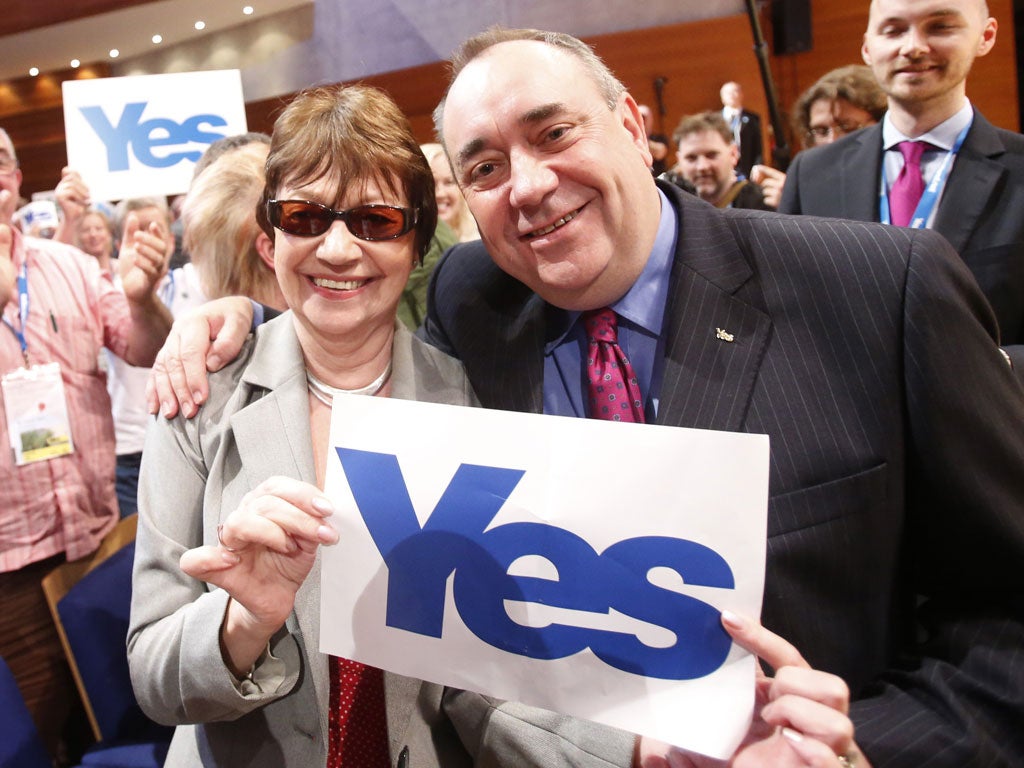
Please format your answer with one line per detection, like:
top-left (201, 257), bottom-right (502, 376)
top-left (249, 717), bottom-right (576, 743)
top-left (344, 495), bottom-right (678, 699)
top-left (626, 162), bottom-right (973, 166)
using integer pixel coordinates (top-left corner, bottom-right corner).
top-left (778, 0), bottom-right (1024, 368)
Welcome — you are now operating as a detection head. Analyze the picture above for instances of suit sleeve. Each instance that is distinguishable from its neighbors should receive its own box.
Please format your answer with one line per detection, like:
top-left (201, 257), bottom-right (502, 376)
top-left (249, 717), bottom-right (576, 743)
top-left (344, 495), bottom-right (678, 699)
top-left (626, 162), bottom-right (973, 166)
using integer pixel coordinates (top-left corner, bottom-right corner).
top-left (849, 228), bottom-right (1024, 767)
top-left (776, 152), bottom-right (803, 215)
top-left (417, 245), bottom-right (462, 359)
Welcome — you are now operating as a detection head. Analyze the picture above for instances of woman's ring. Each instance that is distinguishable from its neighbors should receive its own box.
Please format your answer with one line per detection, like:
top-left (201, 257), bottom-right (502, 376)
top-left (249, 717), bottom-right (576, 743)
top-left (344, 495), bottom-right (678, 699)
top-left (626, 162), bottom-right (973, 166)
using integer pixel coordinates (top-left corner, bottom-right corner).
top-left (838, 753), bottom-right (858, 768)
top-left (216, 524), bottom-right (238, 552)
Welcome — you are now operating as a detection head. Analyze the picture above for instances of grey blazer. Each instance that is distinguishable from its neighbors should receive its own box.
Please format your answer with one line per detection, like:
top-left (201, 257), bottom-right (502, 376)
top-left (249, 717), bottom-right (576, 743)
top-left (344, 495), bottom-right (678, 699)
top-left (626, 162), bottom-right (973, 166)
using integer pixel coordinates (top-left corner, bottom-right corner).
top-left (129, 316), bottom-right (634, 767)
top-left (778, 110), bottom-right (1024, 368)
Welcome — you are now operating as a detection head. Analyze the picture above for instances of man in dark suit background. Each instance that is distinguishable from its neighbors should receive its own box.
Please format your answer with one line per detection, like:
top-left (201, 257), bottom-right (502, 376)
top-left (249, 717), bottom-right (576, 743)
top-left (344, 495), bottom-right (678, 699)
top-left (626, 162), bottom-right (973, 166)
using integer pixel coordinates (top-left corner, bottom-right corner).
top-left (779, 0), bottom-right (1024, 368)
top-left (719, 81), bottom-right (763, 179)
top-left (149, 23), bottom-right (1024, 768)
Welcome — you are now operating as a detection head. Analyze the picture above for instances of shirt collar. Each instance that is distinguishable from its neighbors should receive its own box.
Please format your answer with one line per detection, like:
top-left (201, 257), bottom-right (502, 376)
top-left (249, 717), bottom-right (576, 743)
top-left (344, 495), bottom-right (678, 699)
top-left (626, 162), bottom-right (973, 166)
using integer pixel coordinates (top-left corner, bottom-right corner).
top-left (882, 100), bottom-right (974, 151)
top-left (545, 187), bottom-right (677, 349)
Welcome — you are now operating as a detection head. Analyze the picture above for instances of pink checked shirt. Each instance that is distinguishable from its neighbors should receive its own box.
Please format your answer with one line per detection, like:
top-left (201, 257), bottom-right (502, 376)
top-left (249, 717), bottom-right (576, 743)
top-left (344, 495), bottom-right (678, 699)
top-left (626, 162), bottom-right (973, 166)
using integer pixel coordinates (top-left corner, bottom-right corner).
top-left (0, 229), bottom-right (132, 570)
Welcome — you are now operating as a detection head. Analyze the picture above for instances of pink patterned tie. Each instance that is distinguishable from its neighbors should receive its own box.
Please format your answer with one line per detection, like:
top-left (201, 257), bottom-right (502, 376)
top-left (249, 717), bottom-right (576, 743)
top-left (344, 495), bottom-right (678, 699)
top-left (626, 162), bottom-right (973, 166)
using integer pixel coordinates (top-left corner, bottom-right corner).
top-left (583, 308), bottom-right (646, 423)
top-left (889, 141), bottom-right (931, 227)
top-left (326, 656), bottom-right (390, 768)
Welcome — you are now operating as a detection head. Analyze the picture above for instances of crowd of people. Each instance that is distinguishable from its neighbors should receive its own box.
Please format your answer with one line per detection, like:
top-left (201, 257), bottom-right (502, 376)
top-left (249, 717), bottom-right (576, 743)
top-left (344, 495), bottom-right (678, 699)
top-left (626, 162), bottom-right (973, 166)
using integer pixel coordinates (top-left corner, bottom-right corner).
top-left (2, 0), bottom-right (1023, 766)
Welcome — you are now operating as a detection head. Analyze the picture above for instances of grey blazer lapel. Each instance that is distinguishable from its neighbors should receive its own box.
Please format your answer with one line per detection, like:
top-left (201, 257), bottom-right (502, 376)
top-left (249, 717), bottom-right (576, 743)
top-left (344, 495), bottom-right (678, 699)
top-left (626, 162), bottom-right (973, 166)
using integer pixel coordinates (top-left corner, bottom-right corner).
top-left (933, 114), bottom-right (1006, 254)
top-left (228, 316), bottom-right (331, 744)
top-left (656, 190), bottom-right (771, 433)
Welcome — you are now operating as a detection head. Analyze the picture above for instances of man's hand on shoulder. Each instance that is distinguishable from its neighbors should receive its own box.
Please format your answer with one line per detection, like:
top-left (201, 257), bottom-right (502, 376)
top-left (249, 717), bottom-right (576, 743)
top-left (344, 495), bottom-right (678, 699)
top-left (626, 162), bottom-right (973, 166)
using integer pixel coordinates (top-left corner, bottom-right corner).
top-left (146, 297), bottom-right (256, 419)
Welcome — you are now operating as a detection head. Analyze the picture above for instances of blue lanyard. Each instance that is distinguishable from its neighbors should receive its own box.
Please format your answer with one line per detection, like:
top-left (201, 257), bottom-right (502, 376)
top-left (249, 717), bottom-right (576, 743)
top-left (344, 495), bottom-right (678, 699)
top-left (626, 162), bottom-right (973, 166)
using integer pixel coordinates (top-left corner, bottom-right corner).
top-left (2, 260), bottom-right (29, 365)
top-left (879, 120), bottom-right (972, 228)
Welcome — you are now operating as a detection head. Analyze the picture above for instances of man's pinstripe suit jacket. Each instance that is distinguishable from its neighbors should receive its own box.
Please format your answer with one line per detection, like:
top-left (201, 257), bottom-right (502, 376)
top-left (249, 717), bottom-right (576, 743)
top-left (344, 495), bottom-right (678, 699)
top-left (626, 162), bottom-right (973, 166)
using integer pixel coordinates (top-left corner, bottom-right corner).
top-left (421, 182), bottom-right (1024, 767)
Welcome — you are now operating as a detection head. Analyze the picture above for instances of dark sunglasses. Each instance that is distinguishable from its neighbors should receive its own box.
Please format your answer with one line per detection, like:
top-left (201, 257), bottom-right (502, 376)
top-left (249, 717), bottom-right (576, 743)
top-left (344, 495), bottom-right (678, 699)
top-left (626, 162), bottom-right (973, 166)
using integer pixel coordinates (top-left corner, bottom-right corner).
top-left (267, 199), bottom-right (418, 240)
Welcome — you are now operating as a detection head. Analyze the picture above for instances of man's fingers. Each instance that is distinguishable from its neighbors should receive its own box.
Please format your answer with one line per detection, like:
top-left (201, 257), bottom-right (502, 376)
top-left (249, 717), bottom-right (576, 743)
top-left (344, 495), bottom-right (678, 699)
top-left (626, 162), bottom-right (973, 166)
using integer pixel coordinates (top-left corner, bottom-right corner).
top-left (721, 611), bottom-right (810, 671)
top-left (206, 298), bottom-right (253, 372)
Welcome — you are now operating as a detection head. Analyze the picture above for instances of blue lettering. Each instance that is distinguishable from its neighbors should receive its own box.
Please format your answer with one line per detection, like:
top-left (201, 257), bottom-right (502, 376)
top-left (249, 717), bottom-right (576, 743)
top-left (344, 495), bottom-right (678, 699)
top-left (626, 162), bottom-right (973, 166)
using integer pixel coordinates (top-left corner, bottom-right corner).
top-left (80, 103), bottom-right (147, 172)
top-left (79, 103), bottom-right (228, 171)
top-left (337, 448), bottom-right (736, 680)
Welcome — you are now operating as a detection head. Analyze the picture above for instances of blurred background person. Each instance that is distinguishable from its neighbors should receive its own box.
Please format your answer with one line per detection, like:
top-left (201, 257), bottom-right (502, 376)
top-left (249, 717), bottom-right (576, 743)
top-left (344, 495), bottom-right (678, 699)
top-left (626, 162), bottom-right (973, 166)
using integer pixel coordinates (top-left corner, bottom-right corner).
top-left (792, 64), bottom-right (887, 150)
top-left (182, 140), bottom-right (285, 311)
top-left (718, 80), bottom-right (762, 178)
top-left (420, 142), bottom-right (478, 242)
top-left (75, 207), bottom-right (117, 268)
top-left (1, 125), bottom-right (171, 764)
top-left (106, 197), bottom-right (184, 517)
top-left (667, 111), bottom-right (770, 210)
top-left (751, 64), bottom-right (886, 208)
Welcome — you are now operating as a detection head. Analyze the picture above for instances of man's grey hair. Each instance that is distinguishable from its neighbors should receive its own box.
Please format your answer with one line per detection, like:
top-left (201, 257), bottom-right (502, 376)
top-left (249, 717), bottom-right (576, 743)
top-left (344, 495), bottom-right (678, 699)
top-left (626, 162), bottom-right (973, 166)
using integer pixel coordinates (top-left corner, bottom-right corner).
top-left (432, 26), bottom-right (626, 150)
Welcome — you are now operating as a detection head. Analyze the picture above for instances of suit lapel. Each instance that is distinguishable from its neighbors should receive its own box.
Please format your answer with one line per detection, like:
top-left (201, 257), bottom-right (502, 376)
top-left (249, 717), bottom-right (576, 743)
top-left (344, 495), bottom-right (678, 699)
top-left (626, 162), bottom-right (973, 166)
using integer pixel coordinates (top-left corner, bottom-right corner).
top-left (933, 113), bottom-right (1006, 254)
top-left (655, 189), bottom-right (771, 433)
top-left (469, 288), bottom-right (547, 414)
top-left (839, 126), bottom-right (883, 222)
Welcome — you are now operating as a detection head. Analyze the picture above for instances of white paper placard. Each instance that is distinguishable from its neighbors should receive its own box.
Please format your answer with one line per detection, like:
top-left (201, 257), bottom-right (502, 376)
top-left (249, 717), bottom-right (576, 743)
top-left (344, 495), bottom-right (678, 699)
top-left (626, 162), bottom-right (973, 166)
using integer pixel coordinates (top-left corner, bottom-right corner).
top-left (62, 70), bottom-right (247, 202)
top-left (321, 395), bottom-right (769, 758)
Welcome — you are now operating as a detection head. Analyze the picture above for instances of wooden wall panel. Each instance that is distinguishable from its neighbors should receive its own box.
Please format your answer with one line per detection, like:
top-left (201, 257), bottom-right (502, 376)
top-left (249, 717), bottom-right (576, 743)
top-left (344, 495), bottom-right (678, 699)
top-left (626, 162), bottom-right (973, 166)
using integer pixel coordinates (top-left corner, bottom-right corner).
top-left (5, 0), bottom-right (1019, 200)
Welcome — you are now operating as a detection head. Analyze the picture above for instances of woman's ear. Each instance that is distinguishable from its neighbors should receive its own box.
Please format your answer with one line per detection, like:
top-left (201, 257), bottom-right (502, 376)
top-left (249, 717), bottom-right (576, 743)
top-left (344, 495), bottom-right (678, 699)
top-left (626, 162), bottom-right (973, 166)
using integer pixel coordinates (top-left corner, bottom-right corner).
top-left (256, 231), bottom-right (275, 271)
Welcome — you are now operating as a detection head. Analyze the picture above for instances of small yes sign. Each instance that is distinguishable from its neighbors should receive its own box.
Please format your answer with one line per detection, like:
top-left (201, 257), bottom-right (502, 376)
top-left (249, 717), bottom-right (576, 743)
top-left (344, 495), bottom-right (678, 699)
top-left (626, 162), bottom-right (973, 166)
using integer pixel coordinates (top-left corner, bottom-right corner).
top-left (63, 70), bottom-right (247, 201)
top-left (80, 103), bottom-right (228, 171)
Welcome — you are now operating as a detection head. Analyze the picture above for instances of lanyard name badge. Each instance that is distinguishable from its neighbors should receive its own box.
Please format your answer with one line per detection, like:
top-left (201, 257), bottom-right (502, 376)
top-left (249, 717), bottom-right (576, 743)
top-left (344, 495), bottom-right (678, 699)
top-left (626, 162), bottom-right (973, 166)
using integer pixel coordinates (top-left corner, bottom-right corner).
top-left (2, 261), bottom-right (75, 466)
top-left (879, 120), bottom-right (972, 228)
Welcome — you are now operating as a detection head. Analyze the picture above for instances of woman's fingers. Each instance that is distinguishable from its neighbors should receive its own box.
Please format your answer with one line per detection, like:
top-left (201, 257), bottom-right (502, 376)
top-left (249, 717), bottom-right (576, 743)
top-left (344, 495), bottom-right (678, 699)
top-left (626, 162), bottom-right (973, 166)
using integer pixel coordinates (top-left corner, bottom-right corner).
top-left (771, 665), bottom-right (850, 713)
top-left (217, 477), bottom-right (338, 554)
top-left (721, 610), bottom-right (809, 671)
top-left (180, 544), bottom-right (240, 579)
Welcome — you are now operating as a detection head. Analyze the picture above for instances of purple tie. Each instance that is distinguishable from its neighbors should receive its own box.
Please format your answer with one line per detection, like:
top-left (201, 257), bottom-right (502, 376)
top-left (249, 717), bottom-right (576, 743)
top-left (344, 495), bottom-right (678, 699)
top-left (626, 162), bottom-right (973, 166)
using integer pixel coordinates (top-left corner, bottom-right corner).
top-left (583, 308), bottom-right (645, 423)
top-left (889, 141), bottom-right (931, 227)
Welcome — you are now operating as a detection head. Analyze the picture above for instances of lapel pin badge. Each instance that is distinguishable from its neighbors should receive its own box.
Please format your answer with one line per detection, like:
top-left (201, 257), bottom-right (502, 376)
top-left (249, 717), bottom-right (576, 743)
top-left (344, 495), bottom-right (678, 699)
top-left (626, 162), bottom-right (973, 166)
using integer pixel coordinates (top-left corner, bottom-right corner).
top-left (715, 327), bottom-right (735, 343)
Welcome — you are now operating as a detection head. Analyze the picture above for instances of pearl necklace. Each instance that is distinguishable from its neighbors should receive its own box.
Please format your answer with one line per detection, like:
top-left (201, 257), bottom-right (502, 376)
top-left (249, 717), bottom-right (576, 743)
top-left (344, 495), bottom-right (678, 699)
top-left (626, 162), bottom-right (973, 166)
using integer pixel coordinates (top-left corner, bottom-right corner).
top-left (306, 361), bottom-right (392, 406)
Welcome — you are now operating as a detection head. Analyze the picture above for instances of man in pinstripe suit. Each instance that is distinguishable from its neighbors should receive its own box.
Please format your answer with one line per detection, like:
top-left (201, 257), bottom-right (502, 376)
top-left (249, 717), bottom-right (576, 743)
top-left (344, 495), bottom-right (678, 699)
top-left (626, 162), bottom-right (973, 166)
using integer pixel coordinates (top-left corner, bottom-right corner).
top-left (420, 27), bottom-right (1024, 768)
top-left (149, 26), bottom-right (1024, 768)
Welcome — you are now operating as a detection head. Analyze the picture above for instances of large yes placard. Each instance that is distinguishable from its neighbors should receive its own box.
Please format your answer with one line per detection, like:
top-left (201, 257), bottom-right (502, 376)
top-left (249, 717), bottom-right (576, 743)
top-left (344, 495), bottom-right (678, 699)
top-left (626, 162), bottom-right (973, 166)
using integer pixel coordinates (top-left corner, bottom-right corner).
top-left (320, 396), bottom-right (769, 758)
top-left (62, 70), bottom-right (247, 202)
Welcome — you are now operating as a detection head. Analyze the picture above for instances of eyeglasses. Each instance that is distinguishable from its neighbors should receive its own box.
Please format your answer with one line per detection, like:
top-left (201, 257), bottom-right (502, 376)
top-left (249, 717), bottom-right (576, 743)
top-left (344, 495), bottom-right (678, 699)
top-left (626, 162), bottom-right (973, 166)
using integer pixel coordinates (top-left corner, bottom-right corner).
top-left (806, 122), bottom-right (868, 144)
top-left (0, 155), bottom-right (18, 175)
top-left (267, 199), bottom-right (417, 240)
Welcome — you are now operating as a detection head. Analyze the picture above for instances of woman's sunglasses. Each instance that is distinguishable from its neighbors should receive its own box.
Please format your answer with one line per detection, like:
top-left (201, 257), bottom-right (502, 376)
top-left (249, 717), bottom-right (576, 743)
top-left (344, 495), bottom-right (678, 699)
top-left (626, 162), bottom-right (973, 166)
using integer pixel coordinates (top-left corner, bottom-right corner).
top-left (267, 199), bottom-right (418, 240)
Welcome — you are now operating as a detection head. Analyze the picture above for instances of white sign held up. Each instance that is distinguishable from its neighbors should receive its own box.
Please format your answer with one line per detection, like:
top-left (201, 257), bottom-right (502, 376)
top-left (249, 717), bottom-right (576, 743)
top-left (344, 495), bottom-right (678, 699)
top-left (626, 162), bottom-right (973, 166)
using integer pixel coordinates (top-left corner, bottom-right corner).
top-left (62, 70), bottom-right (247, 202)
top-left (321, 396), bottom-right (769, 758)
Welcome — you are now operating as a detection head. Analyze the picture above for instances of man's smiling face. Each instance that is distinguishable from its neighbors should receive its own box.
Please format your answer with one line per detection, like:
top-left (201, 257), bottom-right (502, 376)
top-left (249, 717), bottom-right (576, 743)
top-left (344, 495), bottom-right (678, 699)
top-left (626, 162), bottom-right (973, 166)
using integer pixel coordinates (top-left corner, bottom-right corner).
top-left (441, 40), bottom-right (659, 311)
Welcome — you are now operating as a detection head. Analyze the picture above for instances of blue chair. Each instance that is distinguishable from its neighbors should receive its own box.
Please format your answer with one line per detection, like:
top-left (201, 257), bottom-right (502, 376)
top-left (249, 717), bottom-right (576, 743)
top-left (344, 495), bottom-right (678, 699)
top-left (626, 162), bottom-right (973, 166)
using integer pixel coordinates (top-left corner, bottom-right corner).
top-left (42, 516), bottom-right (171, 767)
top-left (0, 655), bottom-right (52, 768)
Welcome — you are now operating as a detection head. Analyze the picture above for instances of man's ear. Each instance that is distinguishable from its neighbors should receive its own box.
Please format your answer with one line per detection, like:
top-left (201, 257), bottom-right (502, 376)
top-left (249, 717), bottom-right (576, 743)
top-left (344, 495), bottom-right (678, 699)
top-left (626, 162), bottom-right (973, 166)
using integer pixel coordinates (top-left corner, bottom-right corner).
top-left (256, 231), bottom-right (275, 271)
top-left (621, 93), bottom-right (654, 168)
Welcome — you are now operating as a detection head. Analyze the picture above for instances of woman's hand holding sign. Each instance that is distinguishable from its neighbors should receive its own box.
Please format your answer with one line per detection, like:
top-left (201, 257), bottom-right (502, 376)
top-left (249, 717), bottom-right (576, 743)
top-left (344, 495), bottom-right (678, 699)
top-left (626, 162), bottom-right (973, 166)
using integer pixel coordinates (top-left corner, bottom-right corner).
top-left (637, 611), bottom-right (866, 768)
top-left (179, 476), bottom-right (339, 679)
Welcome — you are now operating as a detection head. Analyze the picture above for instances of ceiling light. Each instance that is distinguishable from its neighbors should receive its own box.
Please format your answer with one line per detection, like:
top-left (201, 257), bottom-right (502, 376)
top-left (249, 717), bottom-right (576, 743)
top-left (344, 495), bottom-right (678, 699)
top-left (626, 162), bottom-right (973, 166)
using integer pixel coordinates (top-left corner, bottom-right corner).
top-left (109, 49), bottom-right (120, 58)
top-left (29, 67), bottom-right (39, 77)
top-left (70, 59), bottom-right (81, 68)
top-left (194, 20), bottom-right (206, 30)
top-left (243, 6), bottom-right (254, 14)
top-left (152, 34), bottom-right (163, 44)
